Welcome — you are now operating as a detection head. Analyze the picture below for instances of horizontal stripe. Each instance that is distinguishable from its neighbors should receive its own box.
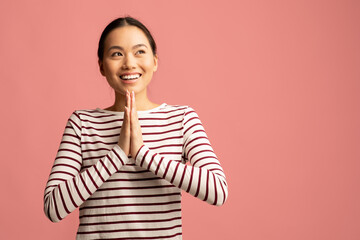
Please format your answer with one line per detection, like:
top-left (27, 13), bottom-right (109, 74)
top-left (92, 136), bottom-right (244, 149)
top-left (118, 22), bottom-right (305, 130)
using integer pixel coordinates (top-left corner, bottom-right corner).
top-left (79, 200), bottom-right (181, 210)
top-left (93, 232), bottom-right (182, 240)
top-left (87, 192), bottom-right (181, 201)
top-left (79, 208), bottom-right (182, 218)
top-left (94, 184), bottom-right (176, 191)
top-left (77, 224), bottom-right (182, 234)
top-left (79, 216), bottom-right (182, 226)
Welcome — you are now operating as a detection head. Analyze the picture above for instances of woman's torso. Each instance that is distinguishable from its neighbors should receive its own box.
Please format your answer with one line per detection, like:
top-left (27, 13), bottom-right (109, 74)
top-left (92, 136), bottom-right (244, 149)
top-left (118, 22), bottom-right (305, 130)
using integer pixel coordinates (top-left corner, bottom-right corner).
top-left (76, 103), bottom-right (186, 240)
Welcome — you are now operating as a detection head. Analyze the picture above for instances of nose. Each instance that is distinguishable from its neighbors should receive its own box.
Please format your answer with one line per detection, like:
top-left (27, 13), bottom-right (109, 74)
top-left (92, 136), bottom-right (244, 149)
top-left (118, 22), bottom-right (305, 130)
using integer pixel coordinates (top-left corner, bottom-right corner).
top-left (122, 54), bottom-right (136, 69)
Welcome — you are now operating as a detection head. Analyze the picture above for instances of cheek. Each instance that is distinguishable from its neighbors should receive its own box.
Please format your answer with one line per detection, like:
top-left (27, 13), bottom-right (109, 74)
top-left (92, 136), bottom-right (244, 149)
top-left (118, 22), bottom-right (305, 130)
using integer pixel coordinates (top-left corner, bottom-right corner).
top-left (104, 61), bottom-right (120, 72)
top-left (141, 59), bottom-right (155, 71)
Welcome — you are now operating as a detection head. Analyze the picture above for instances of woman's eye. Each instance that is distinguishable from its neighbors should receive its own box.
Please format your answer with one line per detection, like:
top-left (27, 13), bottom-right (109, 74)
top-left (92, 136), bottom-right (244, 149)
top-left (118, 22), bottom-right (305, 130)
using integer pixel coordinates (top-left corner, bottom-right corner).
top-left (112, 52), bottom-right (122, 57)
top-left (137, 50), bottom-right (145, 54)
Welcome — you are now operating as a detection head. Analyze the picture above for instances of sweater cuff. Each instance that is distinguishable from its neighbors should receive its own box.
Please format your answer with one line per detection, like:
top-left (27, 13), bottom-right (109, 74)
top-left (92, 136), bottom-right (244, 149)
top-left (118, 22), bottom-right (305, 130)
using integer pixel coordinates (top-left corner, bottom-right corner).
top-left (112, 144), bottom-right (130, 166)
top-left (134, 144), bottom-right (150, 167)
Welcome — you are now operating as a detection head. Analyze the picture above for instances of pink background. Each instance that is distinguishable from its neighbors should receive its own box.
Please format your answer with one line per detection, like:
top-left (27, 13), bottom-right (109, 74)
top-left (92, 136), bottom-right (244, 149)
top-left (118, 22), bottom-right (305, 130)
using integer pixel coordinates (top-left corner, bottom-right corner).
top-left (1, 0), bottom-right (359, 239)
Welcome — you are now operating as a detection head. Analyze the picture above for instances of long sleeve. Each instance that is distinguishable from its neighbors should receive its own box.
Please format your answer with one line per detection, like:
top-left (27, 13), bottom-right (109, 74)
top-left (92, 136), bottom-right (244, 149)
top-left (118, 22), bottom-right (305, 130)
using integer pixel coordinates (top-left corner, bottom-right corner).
top-left (43, 111), bottom-right (130, 222)
top-left (134, 106), bottom-right (228, 206)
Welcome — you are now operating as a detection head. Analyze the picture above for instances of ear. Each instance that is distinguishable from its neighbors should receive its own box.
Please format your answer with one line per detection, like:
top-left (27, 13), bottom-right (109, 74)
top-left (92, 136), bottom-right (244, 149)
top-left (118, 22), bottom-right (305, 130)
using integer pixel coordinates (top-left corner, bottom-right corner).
top-left (98, 59), bottom-right (105, 76)
top-left (153, 54), bottom-right (158, 72)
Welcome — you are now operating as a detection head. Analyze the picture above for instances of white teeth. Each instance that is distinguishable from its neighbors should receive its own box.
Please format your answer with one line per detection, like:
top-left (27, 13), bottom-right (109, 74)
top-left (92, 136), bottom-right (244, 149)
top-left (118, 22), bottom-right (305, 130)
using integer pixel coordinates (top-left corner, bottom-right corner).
top-left (120, 74), bottom-right (141, 80)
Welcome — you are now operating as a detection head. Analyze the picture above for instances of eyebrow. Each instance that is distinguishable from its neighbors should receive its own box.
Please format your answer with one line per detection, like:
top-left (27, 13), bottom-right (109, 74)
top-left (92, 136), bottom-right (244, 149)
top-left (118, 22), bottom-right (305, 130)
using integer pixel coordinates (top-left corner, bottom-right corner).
top-left (107, 44), bottom-right (148, 52)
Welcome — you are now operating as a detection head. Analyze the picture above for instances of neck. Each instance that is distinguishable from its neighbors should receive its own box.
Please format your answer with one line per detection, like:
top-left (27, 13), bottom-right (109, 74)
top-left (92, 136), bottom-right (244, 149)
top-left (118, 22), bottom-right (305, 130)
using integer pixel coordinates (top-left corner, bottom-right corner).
top-left (111, 88), bottom-right (154, 112)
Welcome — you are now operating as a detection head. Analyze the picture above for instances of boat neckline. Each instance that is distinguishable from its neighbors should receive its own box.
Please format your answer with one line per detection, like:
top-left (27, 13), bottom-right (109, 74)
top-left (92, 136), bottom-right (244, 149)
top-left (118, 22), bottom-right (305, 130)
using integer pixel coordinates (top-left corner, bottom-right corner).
top-left (96, 103), bottom-right (167, 114)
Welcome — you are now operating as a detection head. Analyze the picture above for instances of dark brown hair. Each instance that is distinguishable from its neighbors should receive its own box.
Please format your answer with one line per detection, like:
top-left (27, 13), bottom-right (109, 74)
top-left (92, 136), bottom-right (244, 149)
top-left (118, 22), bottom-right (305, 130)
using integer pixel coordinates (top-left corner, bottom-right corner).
top-left (97, 16), bottom-right (157, 61)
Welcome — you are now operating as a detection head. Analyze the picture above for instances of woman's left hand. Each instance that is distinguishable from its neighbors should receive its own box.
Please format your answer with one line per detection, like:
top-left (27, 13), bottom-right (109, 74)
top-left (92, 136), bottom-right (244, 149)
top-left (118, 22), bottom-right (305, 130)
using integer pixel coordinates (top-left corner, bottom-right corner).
top-left (129, 91), bottom-right (144, 159)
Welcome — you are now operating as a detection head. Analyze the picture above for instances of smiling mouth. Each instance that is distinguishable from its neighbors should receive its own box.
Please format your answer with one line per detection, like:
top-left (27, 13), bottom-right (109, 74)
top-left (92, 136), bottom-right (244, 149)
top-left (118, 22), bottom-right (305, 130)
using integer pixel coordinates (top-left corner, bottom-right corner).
top-left (119, 74), bottom-right (142, 80)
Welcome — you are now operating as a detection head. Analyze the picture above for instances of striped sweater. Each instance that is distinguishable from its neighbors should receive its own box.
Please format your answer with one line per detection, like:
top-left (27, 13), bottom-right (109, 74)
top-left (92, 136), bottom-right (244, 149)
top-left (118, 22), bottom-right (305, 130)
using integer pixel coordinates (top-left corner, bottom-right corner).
top-left (43, 103), bottom-right (228, 239)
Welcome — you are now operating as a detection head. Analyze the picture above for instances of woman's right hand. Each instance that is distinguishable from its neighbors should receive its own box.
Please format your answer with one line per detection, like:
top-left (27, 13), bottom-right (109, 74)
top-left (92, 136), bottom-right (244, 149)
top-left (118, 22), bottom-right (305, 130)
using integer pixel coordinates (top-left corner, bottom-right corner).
top-left (117, 89), bottom-right (131, 156)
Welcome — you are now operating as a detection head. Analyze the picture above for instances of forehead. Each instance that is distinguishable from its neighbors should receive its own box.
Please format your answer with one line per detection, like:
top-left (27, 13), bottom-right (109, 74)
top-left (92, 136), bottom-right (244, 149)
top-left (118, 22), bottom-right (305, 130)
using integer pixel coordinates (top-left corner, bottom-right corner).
top-left (104, 26), bottom-right (149, 49)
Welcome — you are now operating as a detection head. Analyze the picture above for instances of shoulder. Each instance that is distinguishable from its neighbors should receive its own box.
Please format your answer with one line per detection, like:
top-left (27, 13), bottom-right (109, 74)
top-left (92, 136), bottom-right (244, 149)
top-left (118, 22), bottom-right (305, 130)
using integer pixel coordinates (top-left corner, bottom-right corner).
top-left (66, 108), bottom-right (115, 127)
top-left (69, 108), bottom-right (104, 119)
top-left (161, 103), bottom-right (196, 113)
top-left (161, 104), bottom-right (202, 125)
top-left (159, 104), bottom-right (201, 120)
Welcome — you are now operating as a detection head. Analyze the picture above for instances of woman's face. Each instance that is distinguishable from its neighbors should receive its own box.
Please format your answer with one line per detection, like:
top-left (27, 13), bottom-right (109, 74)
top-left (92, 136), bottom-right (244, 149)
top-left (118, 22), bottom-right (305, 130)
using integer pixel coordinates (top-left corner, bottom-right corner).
top-left (99, 25), bottom-right (158, 95)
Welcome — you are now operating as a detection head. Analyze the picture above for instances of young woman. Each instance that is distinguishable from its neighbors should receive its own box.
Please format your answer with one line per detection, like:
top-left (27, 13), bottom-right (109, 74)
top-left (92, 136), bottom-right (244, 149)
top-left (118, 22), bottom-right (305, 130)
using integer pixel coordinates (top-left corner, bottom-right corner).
top-left (43, 16), bottom-right (228, 240)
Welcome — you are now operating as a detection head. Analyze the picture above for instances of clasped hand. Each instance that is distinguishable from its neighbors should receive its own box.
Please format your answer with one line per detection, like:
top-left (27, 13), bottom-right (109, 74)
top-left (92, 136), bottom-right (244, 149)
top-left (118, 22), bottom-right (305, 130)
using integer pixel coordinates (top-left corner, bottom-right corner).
top-left (117, 89), bottom-right (144, 159)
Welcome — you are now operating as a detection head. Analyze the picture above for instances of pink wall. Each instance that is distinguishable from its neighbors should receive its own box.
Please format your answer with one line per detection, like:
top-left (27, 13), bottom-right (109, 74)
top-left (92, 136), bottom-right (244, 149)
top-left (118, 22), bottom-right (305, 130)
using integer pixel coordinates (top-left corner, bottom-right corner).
top-left (1, 0), bottom-right (359, 239)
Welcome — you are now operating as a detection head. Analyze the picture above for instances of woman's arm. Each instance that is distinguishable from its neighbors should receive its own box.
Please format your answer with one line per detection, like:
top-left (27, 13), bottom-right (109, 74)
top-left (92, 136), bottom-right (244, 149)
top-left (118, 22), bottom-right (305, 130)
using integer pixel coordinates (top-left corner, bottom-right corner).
top-left (134, 106), bottom-right (228, 206)
top-left (43, 111), bottom-right (129, 222)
